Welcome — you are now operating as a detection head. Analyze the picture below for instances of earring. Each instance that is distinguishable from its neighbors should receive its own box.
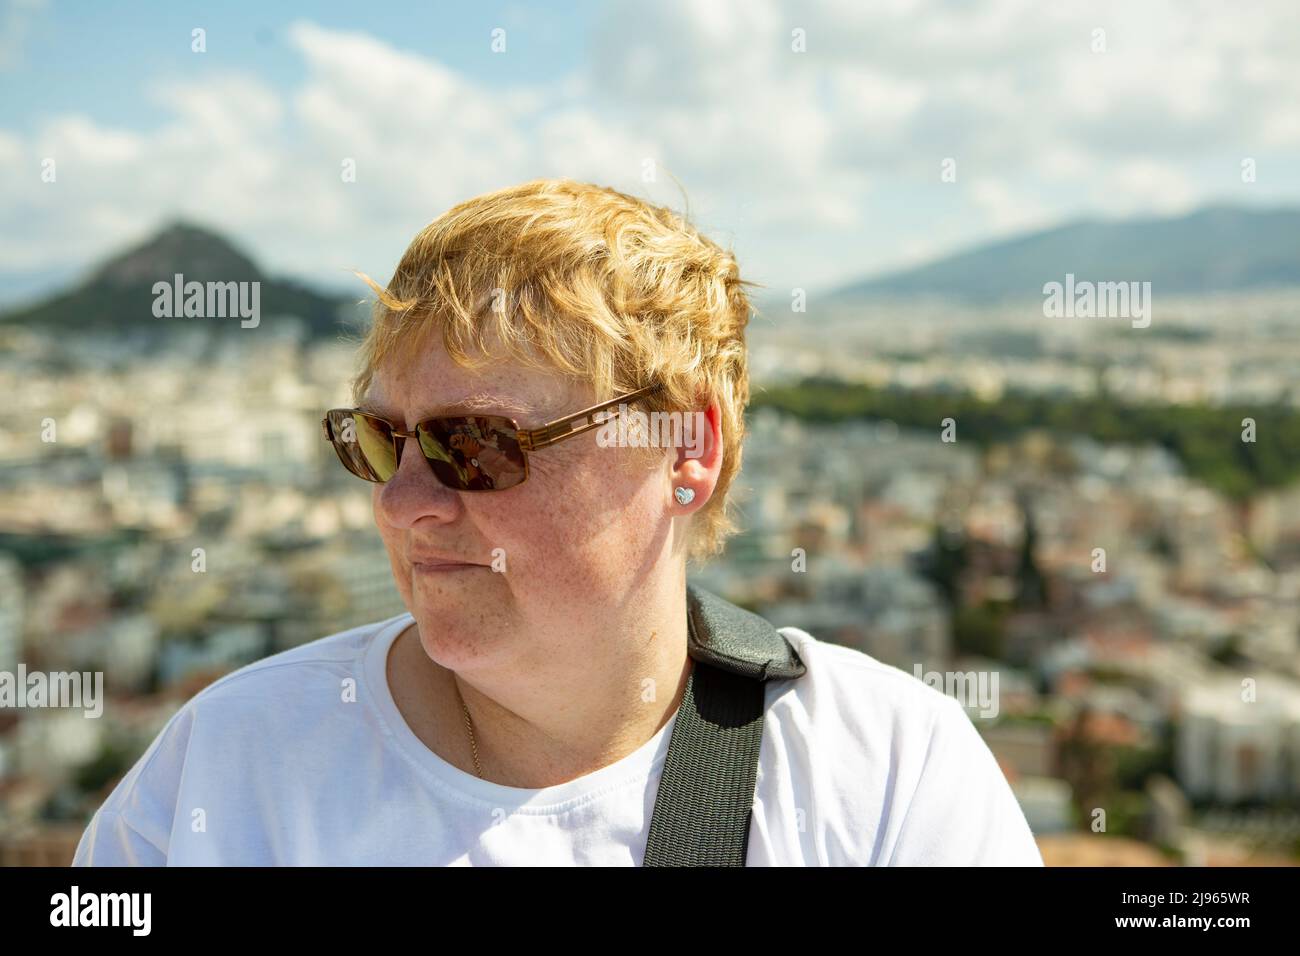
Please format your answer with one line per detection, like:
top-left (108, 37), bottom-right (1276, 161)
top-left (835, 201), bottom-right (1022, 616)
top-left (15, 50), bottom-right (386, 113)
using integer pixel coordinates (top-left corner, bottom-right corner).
top-left (674, 486), bottom-right (695, 505)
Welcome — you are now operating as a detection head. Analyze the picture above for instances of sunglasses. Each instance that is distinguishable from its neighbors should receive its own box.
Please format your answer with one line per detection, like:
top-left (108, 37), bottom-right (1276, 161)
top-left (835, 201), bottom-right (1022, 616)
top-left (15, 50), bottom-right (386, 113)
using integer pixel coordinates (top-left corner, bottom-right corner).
top-left (322, 383), bottom-right (663, 492)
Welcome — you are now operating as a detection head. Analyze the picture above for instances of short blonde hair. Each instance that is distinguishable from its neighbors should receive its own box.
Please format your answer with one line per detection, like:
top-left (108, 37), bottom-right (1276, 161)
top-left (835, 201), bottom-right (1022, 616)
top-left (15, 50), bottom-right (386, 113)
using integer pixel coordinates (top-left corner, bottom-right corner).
top-left (351, 178), bottom-right (760, 562)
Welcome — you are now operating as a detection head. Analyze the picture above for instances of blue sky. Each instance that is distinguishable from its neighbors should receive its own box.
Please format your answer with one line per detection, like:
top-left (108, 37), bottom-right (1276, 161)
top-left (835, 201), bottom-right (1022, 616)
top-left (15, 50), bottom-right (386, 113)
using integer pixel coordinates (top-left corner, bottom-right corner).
top-left (0, 2), bottom-right (596, 130)
top-left (3, 0), bottom-right (1300, 308)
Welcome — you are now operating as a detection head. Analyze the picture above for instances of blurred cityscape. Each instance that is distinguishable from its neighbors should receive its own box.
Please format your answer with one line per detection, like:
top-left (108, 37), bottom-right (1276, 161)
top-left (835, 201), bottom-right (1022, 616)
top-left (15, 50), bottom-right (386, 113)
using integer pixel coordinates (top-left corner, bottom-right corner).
top-left (5, 0), bottom-right (1300, 873)
top-left (3, 236), bottom-right (1300, 866)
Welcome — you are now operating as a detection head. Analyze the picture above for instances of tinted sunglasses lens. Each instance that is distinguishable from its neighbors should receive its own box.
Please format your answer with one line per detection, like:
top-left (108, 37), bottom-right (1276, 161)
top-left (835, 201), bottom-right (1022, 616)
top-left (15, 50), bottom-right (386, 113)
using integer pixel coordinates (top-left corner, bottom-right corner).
top-left (419, 416), bottom-right (527, 491)
top-left (328, 410), bottom-right (397, 481)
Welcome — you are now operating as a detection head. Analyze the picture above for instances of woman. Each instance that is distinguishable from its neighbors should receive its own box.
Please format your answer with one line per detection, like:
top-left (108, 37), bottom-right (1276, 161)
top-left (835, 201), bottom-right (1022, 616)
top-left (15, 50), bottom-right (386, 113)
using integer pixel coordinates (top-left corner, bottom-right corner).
top-left (74, 179), bottom-right (1043, 866)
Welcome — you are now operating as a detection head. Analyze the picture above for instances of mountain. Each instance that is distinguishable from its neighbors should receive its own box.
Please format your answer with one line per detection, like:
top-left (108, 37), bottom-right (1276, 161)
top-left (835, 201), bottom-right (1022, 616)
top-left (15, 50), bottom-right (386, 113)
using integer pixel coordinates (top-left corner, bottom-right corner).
top-left (829, 205), bottom-right (1300, 304)
top-left (0, 222), bottom-right (360, 339)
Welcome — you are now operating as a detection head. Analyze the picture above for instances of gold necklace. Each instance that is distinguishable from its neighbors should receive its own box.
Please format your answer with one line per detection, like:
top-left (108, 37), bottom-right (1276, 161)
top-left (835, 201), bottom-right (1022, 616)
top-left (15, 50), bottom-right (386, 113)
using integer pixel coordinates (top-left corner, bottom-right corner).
top-left (452, 676), bottom-right (483, 779)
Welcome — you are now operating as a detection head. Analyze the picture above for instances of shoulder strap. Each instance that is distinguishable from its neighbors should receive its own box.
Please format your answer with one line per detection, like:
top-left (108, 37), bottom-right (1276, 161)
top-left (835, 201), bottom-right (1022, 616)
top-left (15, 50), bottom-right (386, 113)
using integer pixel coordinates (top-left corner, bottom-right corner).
top-left (642, 585), bottom-right (807, 867)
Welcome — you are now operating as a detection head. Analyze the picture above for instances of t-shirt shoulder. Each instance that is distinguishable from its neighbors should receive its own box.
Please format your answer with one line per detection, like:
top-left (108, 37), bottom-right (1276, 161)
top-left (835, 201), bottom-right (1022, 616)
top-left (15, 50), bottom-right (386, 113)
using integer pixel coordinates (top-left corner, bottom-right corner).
top-left (197, 612), bottom-right (407, 695)
top-left (767, 624), bottom-right (1044, 866)
top-left (73, 613), bottom-right (410, 865)
top-left (135, 609), bottom-right (408, 750)
top-left (773, 623), bottom-right (961, 721)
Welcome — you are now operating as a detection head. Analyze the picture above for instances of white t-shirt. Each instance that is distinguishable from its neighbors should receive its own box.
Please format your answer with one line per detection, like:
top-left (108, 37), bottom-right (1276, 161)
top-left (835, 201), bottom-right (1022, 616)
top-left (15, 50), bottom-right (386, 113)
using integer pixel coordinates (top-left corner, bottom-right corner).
top-left (73, 611), bottom-right (1044, 866)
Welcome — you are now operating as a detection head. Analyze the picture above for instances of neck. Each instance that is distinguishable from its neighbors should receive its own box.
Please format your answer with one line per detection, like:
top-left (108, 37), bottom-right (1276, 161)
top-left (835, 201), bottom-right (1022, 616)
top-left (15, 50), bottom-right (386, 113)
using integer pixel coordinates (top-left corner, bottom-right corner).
top-left (390, 574), bottom-right (693, 789)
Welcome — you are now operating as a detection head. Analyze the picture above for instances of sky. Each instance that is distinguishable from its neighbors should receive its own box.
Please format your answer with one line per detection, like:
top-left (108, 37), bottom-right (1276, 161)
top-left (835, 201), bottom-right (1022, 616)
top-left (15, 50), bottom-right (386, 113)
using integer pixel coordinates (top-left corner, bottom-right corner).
top-left (2, 0), bottom-right (1300, 308)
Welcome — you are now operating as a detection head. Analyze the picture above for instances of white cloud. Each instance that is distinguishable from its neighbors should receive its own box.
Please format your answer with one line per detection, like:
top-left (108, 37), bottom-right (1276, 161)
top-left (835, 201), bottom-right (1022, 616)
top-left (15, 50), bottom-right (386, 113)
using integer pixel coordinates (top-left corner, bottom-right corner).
top-left (970, 179), bottom-right (1054, 235)
top-left (1, 1), bottom-right (1299, 300)
top-left (1095, 160), bottom-right (1200, 215)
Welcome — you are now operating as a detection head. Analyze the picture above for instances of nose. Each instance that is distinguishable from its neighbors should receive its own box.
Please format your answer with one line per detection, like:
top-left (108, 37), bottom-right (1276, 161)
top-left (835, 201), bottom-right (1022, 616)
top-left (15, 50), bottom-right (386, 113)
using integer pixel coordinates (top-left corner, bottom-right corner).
top-left (374, 433), bottom-right (463, 529)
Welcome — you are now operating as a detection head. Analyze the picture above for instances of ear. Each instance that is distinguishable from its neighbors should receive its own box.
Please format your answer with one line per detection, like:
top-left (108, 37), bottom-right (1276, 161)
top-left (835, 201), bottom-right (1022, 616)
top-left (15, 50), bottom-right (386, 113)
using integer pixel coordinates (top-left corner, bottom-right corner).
top-left (668, 398), bottom-right (722, 512)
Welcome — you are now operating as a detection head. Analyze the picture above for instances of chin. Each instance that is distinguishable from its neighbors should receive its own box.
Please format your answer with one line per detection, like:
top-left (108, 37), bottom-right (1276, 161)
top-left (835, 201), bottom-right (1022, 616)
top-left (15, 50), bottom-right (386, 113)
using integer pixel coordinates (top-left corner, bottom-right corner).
top-left (410, 598), bottom-right (509, 669)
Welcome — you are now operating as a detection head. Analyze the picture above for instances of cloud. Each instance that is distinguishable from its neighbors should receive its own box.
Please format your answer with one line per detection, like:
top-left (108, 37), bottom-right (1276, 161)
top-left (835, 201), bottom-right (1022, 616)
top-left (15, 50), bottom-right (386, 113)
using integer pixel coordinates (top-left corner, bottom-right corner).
top-left (1095, 160), bottom-right (1200, 215)
top-left (969, 179), bottom-right (1054, 235)
top-left (1, 1), bottom-right (1299, 301)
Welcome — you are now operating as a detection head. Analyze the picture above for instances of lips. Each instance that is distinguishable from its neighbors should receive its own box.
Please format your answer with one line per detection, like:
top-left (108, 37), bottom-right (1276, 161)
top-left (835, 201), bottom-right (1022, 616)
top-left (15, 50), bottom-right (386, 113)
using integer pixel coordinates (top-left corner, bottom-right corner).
top-left (409, 553), bottom-right (486, 572)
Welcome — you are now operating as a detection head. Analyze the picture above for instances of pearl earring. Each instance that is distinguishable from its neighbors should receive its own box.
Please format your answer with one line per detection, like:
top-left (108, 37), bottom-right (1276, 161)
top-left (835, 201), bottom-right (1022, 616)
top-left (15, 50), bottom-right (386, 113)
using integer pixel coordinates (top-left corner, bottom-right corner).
top-left (674, 486), bottom-right (695, 505)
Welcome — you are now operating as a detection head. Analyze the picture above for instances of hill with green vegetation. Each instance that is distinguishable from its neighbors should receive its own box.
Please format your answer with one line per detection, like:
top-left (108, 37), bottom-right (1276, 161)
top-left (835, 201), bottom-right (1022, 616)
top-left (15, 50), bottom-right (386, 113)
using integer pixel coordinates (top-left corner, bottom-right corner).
top-left (829, 205), bottom-right (1300, 304)
top-left (0, 222), bottom-right (361, 341)
top-left (752, 378), bottom-right (1300, 499)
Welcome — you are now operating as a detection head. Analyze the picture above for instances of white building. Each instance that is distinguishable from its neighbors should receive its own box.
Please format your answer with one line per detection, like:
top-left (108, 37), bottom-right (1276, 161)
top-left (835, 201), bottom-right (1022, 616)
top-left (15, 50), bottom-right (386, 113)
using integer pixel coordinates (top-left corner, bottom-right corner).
top-left (1177, 674), bottom-right (1300, 802)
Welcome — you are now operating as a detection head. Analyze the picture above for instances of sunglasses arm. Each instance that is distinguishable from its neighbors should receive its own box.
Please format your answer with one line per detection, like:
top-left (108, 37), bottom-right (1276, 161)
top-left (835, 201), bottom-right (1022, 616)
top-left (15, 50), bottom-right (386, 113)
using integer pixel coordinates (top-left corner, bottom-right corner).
top-left (517, 384), bottom-right (662, 452)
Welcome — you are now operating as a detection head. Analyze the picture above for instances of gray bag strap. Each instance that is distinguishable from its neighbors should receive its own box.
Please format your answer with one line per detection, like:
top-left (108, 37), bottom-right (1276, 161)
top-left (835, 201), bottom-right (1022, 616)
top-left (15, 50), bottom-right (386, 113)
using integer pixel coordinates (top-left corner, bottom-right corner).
top-left (642, 585), bottom-right (806, 867)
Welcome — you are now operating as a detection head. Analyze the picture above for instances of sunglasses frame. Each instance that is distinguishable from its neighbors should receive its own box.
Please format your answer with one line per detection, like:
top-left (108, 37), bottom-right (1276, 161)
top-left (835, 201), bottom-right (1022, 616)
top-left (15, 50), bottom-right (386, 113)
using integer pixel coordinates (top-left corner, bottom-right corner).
top-left (322, 383), bottom-right (664, 491)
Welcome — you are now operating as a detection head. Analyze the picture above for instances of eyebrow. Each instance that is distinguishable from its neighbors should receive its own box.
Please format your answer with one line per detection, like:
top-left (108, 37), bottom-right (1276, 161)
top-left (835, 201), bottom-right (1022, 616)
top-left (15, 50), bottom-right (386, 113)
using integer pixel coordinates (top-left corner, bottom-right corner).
top-left (356, 392), bottom-right (541, 421)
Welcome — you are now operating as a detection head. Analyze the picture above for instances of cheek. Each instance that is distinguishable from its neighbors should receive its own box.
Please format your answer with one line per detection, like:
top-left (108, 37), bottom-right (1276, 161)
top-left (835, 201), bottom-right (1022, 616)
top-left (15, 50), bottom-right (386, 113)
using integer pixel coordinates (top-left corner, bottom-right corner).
top-left (372, 488), bottom-right (396, 544)
top-left (479, 447), bottom-right (664, 591)
top-left (372, 490), bottom-right (411, 593)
